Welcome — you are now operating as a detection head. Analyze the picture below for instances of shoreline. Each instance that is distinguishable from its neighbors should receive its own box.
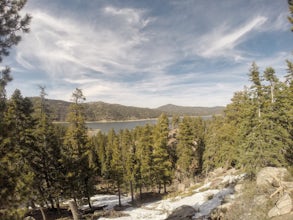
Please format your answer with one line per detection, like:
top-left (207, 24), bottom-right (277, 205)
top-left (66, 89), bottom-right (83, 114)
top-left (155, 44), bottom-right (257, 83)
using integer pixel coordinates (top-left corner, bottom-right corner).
top-left (53, 115), bottom-right (214, 124)
top-left (53, 118), bottom-right (158, 124)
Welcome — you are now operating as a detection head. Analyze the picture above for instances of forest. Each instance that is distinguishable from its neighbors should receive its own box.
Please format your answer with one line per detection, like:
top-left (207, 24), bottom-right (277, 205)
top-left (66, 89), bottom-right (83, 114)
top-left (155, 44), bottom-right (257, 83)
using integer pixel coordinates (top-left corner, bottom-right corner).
top-left (0, 0), bottom-right (293, 219)
top-left (0, 61), bottom-right (292, 219)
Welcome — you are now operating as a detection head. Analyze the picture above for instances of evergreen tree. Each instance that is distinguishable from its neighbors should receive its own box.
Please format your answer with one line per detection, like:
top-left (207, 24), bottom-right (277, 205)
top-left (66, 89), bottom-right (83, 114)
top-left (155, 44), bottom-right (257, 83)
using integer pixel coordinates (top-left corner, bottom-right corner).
top-left (171, 114), bottom-right (180, 129)
top-left (1, 89), bottom-right (35, 213)
top-left (63, 88), bottom-right (94, 207)
top-left (263, 67), bottom-right (278, 104)
top-left (29, 87), bottom-right (63, 209)
top-left (135, 124), bottom-right (155, 197)
top-left (176, 116), bottom-right (198, 180)
top-left (203, 116), bottom-right (239, 173)
top-left (103, 129), bottom-right (115, 180)
top-left (0, 0), bottom-right (31, 99)
top-left (153, 113), bottom-right (172, 193)
top-left (121, 129), bottom-right (137, 203)
top-left (110, 130), bottom-right (124, 206)
top-left (239, 64), bottom-right (290, 176)
top-left (288, 0), bottom-right (293, 31)
top-left (249, 62), bottom-right (263, 118)
top-left (0, 2), bottom-right (31, 216)
top-left (281, 61), bottom-right (293, 165)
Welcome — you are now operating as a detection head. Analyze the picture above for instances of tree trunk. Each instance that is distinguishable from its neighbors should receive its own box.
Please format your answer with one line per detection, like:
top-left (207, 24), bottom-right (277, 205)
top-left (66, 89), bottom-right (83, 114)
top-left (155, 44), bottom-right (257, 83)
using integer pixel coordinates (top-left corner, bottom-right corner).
top-left (158, 183), bottom-right (161, 194)
top-left (85, 179), bottom-right (92, 209)
top-left (118, 181), bottom-right (122, 207)
top-left (69, 200), bottom-right (81, 220)
top-left (163, 182), bottom-right (167, 194)
top-left (40, 206), bottom-right (47, 220)
top-left (56, 198), bottom-right (61, 214)
top-left (130, 180), bottom-right (134, 204)
top-left (139, 185), bottom-right (142, 200)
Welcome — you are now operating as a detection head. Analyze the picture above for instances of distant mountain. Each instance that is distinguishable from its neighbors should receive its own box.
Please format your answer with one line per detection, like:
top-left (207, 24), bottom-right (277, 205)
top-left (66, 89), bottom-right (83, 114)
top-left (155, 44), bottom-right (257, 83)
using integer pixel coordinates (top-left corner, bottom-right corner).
top-left (29, 98), bottom-right (224, 121)
top-left (84, 101), bottom-right (162, 121)
top-left (29, 98), bottom-right (162, 121)
top-left (156, 104), bottom-right (225, 116)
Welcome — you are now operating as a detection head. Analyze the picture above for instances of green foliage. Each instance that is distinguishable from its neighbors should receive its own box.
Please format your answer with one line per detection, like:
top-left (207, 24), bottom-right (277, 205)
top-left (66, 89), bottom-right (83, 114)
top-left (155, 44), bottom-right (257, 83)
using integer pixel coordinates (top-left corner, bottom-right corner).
top-left (135, 124), bottom-right (155, 190)
top-left (153, 113), bottom-right (173, 193)
top-left (0, 0), bottom-right (31, 98)
top-left (176, 116), bottom-right (204, 180)
top-left (63, 88), bottom-right (95, 205)
top-left (1, 89), bottom-right (35, 210)
top-left (203, 116), bottom-right (239, 172)
top-left (204, 61), bottom-right (293, 178)
top-left (29, 87), bottom-right (64, 208)
top-left (289, 0), bottom-right (293, 31)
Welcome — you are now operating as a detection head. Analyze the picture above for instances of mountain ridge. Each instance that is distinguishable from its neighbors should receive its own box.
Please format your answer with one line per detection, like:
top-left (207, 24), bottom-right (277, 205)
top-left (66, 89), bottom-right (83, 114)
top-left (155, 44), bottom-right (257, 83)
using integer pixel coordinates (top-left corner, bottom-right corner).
top-left (29, 97), bottom-right (225, 121)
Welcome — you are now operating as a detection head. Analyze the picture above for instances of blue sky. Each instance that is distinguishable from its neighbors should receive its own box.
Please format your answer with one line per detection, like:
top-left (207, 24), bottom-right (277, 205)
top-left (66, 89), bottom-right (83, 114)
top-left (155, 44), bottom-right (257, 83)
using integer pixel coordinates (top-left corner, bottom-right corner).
top-left (3, 0), bottom-right (293, 107)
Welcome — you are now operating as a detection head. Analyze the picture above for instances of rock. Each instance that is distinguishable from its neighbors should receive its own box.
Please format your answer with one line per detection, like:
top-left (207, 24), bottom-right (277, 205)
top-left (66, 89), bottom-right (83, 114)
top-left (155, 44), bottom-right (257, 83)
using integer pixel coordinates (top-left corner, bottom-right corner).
top-left (23, 217), bottom-right (36, 220)
top-left (268, 193), bottom-right (292, 218)
top-left (256, 167), bottom-right (289, 188)
top-left (165, 205), bottom-right (196, 220)
top-left (271, 211), bottom-right (293, 220)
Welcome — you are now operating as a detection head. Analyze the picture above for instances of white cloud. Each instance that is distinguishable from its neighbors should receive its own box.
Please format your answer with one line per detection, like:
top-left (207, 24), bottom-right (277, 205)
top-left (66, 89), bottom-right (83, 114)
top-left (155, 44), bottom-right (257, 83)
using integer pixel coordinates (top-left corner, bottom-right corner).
top-left (197, 16), bottom-right (267, 59)
top-left (5, 0), bottom-right (293, 107)
top-left (16, 8), bottom-right (153, 79)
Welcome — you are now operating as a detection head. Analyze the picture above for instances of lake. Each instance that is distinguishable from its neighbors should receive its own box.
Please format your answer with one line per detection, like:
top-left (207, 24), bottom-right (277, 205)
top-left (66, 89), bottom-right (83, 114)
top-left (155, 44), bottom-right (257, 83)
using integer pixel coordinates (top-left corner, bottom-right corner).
top-left (86, 119), bottom-right (158, 133)
top-left (85, 115), bottom-right (213, 133)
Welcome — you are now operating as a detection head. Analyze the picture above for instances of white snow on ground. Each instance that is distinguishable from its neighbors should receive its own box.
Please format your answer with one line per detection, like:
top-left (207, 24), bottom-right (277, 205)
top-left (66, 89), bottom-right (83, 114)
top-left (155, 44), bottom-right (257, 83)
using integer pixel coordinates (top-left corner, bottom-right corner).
top-left (92, 188), bottom-right (233, 220)
top-left (85, 173), bottom-right (245, 220)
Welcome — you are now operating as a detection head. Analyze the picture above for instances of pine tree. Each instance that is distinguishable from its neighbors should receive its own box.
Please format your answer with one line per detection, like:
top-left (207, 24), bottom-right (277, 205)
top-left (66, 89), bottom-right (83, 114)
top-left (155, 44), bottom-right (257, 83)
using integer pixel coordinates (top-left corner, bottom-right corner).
top-left (249, 62), bottom-right (263, 118)
top-left (203, 115), bottom-right (239, 173)
top-left (135, 124), bottom-right (155, 198)
top-left (103, 129), bottom-right (115, 180)
top-left (29, 87), bottom-right (63, 209)
top-left (121, 129), bottom-right (137, 203)
top-left (288, 0), bottom-right (293, 31)
top-left (239, 64), bottom-right (290, 177)
top-left (63, 88), bottom-right (94, 207)
top-left (153, 113), bottom-right (172, 193)
top-left (281, 61), bottom-right (293, 165)
top-left (0, 0), bottom-right (31, 99)
top-left (176, 116), bottom-right (198, 180)
top-left (1, 89), bottom-right (35, 213)
top-left (110, 130), bottom-right (124, 206)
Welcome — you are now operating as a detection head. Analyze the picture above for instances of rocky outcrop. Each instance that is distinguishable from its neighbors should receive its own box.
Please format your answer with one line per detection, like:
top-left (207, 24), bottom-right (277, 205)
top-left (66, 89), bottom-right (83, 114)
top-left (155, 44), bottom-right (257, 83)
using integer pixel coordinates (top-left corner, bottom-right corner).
top-left (256, 167), bottom-right (293, 219)
top-left (256, 167), bottom-right (289, 188)
top-left (165, 205), bottom-right (196, 220)
top-left (268, 193), bottom-right (292, 218)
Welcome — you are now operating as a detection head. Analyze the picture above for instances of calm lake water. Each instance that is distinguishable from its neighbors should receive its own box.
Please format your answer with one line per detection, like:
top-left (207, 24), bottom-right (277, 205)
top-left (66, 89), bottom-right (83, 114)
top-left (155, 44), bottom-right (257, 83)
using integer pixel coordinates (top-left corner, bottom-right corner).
top-left (86, 119), bottom-right (158, 133)
top-left (85, 115), bottom-right (213, 133)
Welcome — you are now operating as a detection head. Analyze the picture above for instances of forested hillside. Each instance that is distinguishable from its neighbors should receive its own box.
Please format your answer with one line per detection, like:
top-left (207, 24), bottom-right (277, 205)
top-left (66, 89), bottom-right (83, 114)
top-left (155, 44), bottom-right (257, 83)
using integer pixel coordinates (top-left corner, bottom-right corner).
top-left (157, 104), bottom-right (224, 116)
top-left (29, 98), bottom-right (223, 121)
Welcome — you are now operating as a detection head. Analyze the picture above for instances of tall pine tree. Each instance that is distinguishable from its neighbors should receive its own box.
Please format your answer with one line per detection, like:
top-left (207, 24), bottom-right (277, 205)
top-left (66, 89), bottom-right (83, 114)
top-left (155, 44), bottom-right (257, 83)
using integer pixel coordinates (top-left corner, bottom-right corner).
top-left (153, 113), bottom-right (172, 193)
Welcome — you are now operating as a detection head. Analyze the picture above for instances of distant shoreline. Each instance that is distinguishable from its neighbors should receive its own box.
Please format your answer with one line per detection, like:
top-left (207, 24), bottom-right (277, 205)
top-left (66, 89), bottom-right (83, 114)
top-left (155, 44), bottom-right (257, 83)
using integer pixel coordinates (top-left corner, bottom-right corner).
top-left (53, 115), bottom-right (214, 124)
top-left (53, 118), bottom-right (158, 124)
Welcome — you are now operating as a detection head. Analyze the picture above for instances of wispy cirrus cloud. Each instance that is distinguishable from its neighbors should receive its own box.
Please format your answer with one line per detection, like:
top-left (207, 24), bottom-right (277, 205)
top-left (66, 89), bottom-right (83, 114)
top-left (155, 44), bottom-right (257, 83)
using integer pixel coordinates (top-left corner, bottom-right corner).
top-left (196, 16), bottom-right (267, 60)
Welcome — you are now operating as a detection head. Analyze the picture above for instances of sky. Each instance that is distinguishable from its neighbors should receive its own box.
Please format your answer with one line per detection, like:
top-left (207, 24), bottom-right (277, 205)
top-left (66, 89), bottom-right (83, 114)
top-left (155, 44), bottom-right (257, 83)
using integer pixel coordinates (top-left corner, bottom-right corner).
top-left (3, 0), bottom-right (293, 108)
